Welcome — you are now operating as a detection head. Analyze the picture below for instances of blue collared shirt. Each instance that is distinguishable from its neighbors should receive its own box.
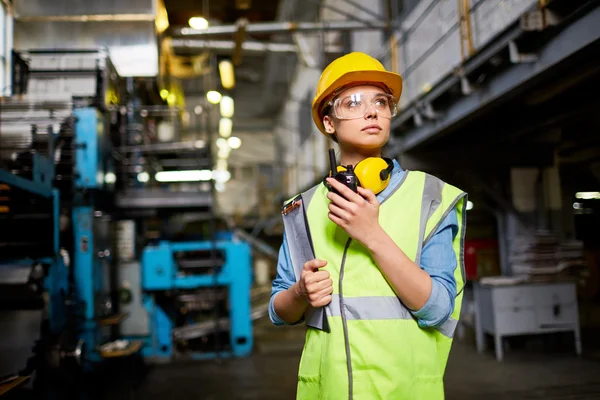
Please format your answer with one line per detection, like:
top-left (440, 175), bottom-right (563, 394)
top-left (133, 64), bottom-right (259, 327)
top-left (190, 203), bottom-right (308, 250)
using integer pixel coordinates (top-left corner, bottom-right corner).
top-left (269, 160), bottom-right (459, 328)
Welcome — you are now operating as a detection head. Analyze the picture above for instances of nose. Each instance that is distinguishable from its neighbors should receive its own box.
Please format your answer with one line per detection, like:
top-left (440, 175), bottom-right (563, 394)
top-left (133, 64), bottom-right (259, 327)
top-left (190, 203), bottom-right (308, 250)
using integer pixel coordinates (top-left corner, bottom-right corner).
top-left (364, 103), bottom-right (378, 119)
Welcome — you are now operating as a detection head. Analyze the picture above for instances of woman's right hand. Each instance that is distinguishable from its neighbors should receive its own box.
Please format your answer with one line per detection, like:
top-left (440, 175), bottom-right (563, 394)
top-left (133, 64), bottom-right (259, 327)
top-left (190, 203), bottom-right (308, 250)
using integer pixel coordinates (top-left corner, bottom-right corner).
top-left (295, 259), bottom-right (333, 307)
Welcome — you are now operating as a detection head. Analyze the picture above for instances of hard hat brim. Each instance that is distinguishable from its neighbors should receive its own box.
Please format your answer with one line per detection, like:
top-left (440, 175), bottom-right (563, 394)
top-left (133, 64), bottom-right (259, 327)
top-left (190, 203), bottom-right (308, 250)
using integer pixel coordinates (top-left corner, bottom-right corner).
top-left (312, 70), bottom-right (403, 134)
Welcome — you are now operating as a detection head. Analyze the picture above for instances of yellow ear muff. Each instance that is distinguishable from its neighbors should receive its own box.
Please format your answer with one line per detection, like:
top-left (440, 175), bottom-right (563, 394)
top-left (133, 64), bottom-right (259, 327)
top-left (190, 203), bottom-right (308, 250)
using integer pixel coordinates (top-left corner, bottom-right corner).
top-left (354, 157), bottom-right (392, 194)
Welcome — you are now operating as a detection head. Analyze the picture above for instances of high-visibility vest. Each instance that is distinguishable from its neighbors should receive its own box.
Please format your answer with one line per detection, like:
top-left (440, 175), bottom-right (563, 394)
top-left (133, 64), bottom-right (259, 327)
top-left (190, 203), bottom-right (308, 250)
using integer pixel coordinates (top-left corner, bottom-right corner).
top-left (281, 170), bottom-right (467, 400)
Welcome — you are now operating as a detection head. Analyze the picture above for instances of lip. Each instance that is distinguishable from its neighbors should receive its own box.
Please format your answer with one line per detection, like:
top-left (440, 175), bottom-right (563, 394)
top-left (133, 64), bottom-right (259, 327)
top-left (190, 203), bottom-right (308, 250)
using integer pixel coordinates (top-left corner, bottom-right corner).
top-left (361, 124), bottom-right (382, 131)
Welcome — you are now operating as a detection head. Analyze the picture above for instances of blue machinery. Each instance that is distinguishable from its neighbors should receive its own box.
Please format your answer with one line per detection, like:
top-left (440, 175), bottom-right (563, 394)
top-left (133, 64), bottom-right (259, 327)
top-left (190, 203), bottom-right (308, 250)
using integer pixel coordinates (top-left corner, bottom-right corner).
top-left (0, 103), bottom-right (117, 368)
top-left (0, 49), bottom-right (254, 395)
top-left (137, 240), bottom-right (253, 359)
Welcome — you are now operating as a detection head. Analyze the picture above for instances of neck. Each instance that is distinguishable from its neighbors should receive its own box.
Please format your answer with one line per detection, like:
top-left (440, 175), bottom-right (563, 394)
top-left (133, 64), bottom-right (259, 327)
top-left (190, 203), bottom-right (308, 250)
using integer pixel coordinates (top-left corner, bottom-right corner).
top-left (339, 146), bottom-right (382, 167)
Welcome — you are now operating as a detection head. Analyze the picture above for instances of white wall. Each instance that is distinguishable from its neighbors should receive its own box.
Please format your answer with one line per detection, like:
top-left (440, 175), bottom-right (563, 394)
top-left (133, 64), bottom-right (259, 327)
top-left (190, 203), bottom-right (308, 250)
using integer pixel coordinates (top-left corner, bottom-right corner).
top-left (0, 2), bottom-right (13, 96)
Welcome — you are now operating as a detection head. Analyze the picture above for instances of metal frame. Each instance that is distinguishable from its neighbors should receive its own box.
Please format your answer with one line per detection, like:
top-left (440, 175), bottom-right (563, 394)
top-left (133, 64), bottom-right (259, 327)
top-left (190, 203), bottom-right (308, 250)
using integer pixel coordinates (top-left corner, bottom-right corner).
top-left (176, 20), bottom-right (390, 37)
top-left (390, 5), bottom-right (600, 154)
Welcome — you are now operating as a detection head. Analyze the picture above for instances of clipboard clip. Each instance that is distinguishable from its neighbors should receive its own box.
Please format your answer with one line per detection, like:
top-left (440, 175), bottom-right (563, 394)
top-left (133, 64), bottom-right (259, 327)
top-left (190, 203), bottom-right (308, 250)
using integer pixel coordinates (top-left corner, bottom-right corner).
top-left (282, 199), bottom-right (301, 215)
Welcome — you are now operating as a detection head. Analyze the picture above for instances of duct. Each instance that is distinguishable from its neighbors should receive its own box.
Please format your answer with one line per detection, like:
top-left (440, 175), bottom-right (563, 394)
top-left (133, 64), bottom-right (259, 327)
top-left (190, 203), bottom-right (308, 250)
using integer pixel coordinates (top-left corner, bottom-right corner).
top-left (15, 14), bottom-right (156, 22)
top-left (171, 38), bottom-right (343, 54)
top-left (178, 20), bottom-right (389, 37)
top-left (12, 0), bottom-right (161, 77)
top-left (13, 0), bottom-right (155, 17)
top-left (13, 21), bottom-right (158, 77)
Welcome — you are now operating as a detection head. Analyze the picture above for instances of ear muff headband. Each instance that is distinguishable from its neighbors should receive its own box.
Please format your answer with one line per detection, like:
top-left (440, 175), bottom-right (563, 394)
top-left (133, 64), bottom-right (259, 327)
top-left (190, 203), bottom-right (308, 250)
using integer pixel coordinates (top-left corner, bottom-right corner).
top-left (353, 157), bottom-right (394, 194)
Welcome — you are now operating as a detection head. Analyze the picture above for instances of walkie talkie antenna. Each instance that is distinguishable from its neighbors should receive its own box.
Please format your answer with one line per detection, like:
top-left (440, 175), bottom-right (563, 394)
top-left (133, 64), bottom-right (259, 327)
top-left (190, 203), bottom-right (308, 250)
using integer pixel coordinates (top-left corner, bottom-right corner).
top-left (328, 148), bottom-right (337, 177)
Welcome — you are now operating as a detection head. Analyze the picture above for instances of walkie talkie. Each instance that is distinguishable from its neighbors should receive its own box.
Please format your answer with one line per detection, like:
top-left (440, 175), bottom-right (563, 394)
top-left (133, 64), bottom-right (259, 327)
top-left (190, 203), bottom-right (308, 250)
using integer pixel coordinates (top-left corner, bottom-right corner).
top-left (326, 148), bottom-right (358, 195)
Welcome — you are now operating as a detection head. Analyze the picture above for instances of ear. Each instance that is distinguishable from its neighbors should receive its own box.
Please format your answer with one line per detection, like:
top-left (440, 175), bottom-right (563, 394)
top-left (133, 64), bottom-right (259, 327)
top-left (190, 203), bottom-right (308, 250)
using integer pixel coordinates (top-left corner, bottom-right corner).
top-left (323, 115), bottom-right (336, 134)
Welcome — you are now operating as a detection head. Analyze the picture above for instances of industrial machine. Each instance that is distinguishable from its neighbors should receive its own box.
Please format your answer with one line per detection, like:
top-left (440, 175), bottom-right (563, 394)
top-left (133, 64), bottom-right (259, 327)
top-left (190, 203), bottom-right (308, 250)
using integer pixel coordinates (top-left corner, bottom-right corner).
top-left (0, 49), bottom-right (255, 397)
top-left (120, 239), bottom-right (253, 360)
top-left (0, 95), bottom-right (122, 393)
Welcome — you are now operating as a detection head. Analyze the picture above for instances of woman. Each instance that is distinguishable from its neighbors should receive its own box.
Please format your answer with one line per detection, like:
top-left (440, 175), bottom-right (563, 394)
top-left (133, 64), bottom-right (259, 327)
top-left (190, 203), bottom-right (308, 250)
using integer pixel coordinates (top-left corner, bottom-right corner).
top-left (269, 52), bottom-right (468, 399)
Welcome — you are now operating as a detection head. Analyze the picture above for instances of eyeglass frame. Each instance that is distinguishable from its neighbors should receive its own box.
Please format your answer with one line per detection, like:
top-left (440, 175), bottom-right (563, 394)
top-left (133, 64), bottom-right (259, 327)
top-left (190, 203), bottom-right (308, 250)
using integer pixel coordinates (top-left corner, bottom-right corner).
top-left (324, 91), bottom-right (398, 121)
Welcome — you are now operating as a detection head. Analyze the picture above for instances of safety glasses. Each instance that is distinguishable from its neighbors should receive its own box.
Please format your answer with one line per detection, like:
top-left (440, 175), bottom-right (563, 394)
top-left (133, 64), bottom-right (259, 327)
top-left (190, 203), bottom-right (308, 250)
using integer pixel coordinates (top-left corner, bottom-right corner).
top-left (329, 92), bottom-right (397, 120)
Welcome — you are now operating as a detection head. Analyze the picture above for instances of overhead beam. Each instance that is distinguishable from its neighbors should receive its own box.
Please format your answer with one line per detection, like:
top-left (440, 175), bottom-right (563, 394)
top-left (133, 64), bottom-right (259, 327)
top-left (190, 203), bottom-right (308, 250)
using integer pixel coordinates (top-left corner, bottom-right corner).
top-left (14, 14), bottom-right (156, 22)
top-left (171, 39), bottom-right (343, 54)
top-left (175, 20), bottom-right (389, 37)
top-left (404, 143), bottom-right (557, 170)
top-left (391, 5), bottom-right (600, 154)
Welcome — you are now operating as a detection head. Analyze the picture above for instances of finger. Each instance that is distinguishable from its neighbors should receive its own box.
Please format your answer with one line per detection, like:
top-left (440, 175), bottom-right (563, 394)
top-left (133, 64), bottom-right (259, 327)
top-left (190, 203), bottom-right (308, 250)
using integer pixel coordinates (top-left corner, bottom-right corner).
top-left (328, 202), bottom-right (347, 220)
top-left (313, 270), bottom-right (330, 281)
top-left (328, 211), bottom-right (344, 227)
top-left (306, 270), bottom-right (330, 285)
top-left (308, 278), bottom-right (333, 293)
top-left (312, 294), bottom-right (333, 308)
top-left (357, 186), bottom-right (378, 205)
top-left (309, 285), bottom-right (334, 301)
top-left (303, 258), bottom-right (327, 272)
top-left (326, 190), bottom-right (352, 211)
top-left (326, 177), bottom-right (362, 203)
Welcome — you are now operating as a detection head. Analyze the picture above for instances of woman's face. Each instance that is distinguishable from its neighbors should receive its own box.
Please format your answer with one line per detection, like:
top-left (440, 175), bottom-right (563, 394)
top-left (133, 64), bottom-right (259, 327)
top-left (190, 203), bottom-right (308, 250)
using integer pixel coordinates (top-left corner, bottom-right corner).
top-left (322, 84), bottom-right (393, 151)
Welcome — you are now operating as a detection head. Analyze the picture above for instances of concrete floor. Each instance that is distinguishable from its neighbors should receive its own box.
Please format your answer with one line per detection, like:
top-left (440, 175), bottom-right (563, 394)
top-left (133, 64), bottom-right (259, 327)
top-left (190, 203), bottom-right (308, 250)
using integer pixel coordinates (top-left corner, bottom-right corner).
top-left (4, 312), bottom-right (600, 399)
top-left (134, 317), bottom-right (600, 400)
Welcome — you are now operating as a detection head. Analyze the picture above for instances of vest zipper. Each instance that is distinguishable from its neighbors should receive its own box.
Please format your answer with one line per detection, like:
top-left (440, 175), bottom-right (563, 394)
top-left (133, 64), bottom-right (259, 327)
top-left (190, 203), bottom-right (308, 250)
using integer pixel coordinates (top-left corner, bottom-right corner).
top-left (339, 238), bottom-right (353, 400)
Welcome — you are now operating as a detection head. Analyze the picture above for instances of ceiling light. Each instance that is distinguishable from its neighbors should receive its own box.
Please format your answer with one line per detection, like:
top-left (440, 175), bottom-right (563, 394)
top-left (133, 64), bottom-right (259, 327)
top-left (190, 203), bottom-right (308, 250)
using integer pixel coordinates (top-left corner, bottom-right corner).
top-left (188, 17), bottom-right (209, 30)
top-left (228, 136), bottom-right (242, 149)
top-left (236, 0), bottom-right (252, 10)
top-left (216, 159), bottom-right (228, 171)
top-left (219, 60), bottom-right (235, 89)
top-left (157, 121), bottom-right (175, 142)
top-left (206, 90), bottom-right (222, 104)
top-left (466, 201), bottom-right (473, 211)
top-left (575, 192), bottom-right (600, 200)
top-left (137, 172), bottom-right (150, 183)
top-left (215, 182), bottom-right (226, 192)
top-left (212, 169), bottom-right (231, 183)
top-left (218, 147), bottom-right (231, 159)
top-left (219, 117), bottom-right (232, 137)
top-left (216, 138), bottom-right (228, 149)
top-left (194, 105), bottom-right (203, 115)
top-left (155, 169), bottom-right (213, 182)
top-left (220, 96), bottom-right (234, 118)
top-left (194, 140), bottom-right (205, 149)
top-left (104, 172), bottom-right (116, 184)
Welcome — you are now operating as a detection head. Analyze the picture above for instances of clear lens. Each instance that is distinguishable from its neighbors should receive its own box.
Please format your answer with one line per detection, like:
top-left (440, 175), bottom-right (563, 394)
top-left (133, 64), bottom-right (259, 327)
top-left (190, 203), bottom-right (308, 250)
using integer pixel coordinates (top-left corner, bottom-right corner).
top-left (332, 92), bottom-right (397, 120)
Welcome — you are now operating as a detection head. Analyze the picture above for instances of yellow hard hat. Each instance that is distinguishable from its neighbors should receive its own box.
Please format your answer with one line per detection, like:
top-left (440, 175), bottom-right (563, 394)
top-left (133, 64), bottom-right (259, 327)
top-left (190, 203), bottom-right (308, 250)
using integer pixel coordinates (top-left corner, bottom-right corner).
top-left (311, 52), bottom-right (403, 134)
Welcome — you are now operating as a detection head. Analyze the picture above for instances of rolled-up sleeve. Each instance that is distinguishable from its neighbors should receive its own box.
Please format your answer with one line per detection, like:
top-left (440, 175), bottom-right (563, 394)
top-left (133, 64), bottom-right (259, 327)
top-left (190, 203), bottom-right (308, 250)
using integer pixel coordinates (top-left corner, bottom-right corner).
top-left (410, 208), bottom-right (459, 328)
top-left (268, 231), bottom-right (299, 325)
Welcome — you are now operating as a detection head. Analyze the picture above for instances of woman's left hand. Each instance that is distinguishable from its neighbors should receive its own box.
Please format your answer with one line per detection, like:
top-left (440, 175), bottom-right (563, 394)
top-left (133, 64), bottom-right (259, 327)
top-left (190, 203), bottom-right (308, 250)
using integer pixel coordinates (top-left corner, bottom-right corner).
top-left (326, 177), bottom-right (382, 246)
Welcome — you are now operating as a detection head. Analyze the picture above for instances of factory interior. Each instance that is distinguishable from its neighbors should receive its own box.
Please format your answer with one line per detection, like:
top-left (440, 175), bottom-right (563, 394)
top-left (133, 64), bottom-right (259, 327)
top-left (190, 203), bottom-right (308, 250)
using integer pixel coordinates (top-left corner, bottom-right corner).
top-left (1, 0), bottom-right (600, 398)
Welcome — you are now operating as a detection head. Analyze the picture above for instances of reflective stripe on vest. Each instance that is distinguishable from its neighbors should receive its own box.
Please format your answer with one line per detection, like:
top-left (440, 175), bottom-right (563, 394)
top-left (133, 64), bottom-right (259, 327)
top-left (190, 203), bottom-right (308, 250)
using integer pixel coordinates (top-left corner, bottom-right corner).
top-left (326, 294), bottom-right (458, 338)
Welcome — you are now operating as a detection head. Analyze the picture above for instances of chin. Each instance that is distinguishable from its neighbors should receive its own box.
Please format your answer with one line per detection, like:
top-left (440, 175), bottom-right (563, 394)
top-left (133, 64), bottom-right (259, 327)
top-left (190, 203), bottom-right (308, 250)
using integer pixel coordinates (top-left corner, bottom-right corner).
top-left (357, 133), bottom-right (389, 148)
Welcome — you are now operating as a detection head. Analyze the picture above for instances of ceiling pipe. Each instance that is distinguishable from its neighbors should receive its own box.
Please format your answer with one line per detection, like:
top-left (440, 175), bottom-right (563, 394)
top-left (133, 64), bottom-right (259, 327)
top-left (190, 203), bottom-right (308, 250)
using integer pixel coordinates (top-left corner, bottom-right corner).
top-left (14, 14), bottom-right (156, 22)
top-left (176, 20), bottom-right (389, 37)
top-left (171, 38), bottom-right (343, 54)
